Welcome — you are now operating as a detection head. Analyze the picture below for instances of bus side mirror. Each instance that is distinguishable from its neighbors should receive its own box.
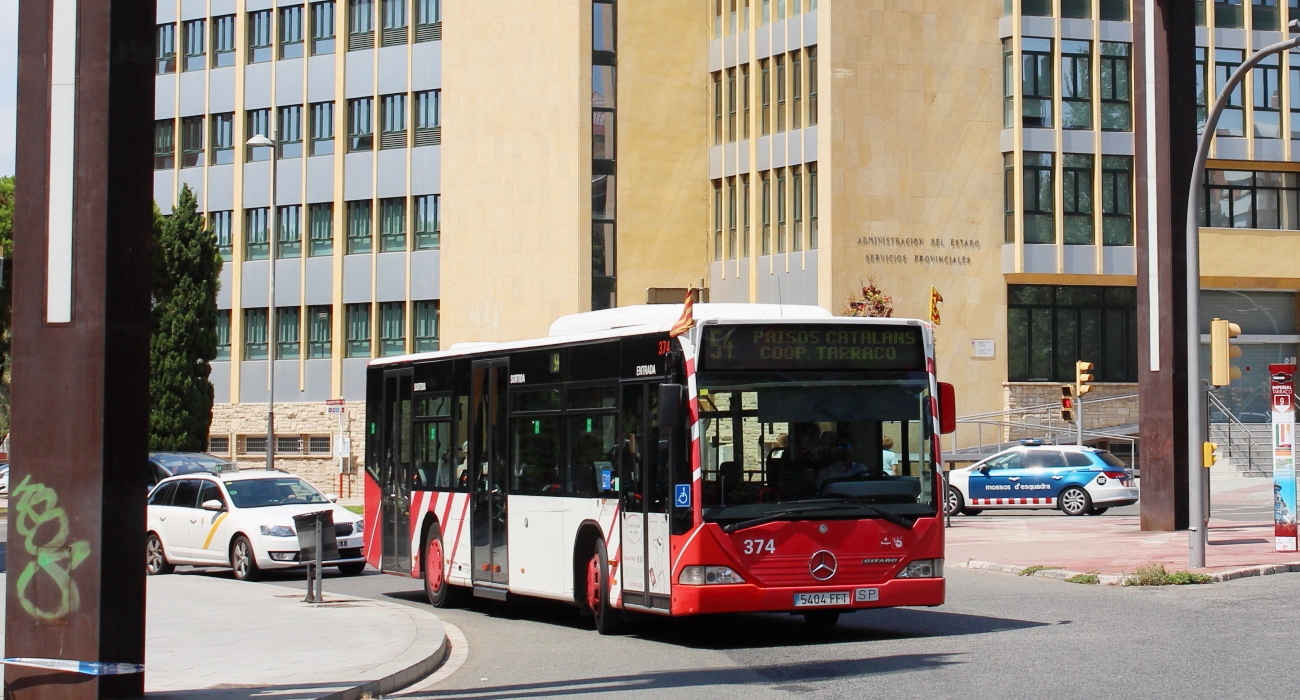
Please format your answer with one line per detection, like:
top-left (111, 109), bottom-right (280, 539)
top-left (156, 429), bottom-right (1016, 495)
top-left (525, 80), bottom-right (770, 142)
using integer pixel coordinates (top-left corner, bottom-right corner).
top-left (939, 382), bottom-right (957, 435)
top-left (658, 384), bottom-right (684, 426)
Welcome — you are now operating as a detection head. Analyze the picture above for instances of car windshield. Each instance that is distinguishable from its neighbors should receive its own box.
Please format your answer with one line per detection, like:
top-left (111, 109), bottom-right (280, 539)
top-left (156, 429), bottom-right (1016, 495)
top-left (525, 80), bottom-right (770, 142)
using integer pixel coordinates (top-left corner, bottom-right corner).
top-left (697, 374), bottom-right (937, 524)
top-left (223, 477), bottom-right (329, 508)
top-left (153, 453), bottom-right (238, 475)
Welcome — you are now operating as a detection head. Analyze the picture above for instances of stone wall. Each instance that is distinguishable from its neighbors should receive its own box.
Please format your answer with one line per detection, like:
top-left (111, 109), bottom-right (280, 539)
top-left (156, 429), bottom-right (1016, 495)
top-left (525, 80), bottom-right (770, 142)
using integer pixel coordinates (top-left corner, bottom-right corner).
top-left (1001, 383), bottom-right (1139, 441)
top-left (210, 401), bottom-right (368, 496)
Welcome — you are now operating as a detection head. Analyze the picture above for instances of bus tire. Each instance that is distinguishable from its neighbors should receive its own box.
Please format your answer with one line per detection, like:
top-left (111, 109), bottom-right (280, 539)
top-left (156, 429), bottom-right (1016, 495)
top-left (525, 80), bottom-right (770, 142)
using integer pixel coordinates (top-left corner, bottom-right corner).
top-left (587, 539), bottom-right (625, 635)
top-left (424, 521), bottom-right (467, 608)
top-left (803, 611), bottom-right (841, 627)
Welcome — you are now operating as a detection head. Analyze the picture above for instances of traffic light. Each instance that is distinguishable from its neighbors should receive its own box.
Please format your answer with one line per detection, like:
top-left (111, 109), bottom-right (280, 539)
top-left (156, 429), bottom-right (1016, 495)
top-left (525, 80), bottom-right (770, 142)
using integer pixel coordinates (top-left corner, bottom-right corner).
top-left (1061, 385), bottom-right (1077, 423)
top-left (1211, 318), bottom-right (1243, 387)
top-left (1203, 441), bottom-right (1218, 468)
top-left (1075, 361), bottom-right (1095, 396)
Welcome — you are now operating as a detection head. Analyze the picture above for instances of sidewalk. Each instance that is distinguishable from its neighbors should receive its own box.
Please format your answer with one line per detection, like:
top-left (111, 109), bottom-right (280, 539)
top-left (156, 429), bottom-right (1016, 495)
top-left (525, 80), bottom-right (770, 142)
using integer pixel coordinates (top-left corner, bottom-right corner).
top-left (947, 474), bottom-right (1300, 581)
top-left (0, 573), bottom-right (447, 699)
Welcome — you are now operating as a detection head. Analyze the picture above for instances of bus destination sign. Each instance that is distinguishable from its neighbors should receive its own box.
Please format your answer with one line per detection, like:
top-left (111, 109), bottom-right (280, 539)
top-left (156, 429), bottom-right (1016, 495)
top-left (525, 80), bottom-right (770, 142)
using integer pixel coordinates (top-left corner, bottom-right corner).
top-left (700, 324), bottom-right (925, 372)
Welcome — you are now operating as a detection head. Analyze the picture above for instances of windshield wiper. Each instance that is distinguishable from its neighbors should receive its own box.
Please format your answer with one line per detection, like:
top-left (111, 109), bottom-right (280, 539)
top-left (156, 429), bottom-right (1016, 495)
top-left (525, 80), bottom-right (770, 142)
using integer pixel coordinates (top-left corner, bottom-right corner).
top-left (820, 499), bottom-right (916, 530)
top-left (720, 500), bottom-right (916, 533)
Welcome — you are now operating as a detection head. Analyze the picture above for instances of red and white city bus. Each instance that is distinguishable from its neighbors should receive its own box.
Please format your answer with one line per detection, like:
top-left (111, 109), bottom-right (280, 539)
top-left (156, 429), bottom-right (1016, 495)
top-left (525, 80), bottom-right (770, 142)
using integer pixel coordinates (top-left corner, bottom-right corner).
top-left (363, 304), bottom-right (955, 631)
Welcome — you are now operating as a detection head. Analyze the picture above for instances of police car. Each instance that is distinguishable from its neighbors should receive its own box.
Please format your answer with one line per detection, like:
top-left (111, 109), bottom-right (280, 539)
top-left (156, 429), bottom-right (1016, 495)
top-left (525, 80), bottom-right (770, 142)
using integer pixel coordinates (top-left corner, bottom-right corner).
top-left (946, 441), bottom-right (1138, 517)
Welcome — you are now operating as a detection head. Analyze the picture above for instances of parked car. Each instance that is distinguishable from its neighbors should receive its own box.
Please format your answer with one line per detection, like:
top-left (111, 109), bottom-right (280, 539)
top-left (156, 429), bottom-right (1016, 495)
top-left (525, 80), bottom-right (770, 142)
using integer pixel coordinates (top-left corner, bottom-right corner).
top-left (946, 442), bottom-right (1138, 517)
top-left (149, 452), bottom-right (238, 487)
top-left (145, 471), bottom-right (364, 580)
top-left (0, 463), bottom-right (8, 496)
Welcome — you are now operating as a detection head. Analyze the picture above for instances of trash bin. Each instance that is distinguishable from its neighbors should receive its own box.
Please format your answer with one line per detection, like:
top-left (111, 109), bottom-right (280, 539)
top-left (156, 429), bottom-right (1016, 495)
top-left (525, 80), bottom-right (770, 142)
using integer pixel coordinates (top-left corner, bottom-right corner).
top-left (293, 510), bottom-right (340, 564)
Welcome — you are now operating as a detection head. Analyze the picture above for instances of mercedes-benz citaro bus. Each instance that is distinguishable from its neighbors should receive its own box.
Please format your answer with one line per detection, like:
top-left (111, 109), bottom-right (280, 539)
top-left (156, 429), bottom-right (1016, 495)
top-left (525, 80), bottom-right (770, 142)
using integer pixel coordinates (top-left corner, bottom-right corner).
top-left (363, 304), bottom-right (956, 632)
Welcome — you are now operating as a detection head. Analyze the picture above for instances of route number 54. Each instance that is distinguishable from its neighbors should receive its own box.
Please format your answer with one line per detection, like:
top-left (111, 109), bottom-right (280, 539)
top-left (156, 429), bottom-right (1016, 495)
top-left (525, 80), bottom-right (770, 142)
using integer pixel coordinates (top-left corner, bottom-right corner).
top-left (742, 538), bottom-right (776, 554)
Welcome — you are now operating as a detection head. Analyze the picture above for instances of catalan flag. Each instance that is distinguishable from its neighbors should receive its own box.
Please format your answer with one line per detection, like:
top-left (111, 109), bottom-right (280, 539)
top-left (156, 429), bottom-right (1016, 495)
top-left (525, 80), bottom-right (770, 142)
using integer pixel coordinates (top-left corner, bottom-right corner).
top-left (929, 287), bottom-right (943, 326)
top-left (669, 288), bottom-right (696, 338)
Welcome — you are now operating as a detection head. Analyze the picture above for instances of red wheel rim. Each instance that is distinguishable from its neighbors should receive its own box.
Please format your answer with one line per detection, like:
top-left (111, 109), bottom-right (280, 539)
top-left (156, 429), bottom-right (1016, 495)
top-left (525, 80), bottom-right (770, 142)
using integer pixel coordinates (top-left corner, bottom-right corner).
top-left (586, 552), bottom-right (602, 612)
top-left (427, 538), bottom-right (444, 593)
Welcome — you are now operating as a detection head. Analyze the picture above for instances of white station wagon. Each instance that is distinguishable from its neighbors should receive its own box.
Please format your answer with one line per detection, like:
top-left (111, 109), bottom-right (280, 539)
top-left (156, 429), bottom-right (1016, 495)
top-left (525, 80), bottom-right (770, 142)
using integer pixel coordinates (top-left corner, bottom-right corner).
top-left (146, 471), bottom-right (366, 580)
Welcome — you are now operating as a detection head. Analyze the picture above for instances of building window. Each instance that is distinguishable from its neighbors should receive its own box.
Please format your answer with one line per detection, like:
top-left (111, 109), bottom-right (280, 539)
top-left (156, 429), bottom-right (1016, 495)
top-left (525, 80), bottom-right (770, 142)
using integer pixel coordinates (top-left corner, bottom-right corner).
top-left (211, 112), bottom-right (234, 165)
top-left (775, 55), bottom-right (787, 132)
top-left (248, 10), bottom-right (273, 63)
top-left (808, 165), bottom-right (818, 249)
top-left (215, 310), bottom-right (231, 360)
top-left (308, 305), bottom-right (332, 358)
top-left (1008, 285), bottom-right (1138, 383)
top-left (415, 90), bottom-right (441, 146)
top-left (209, 436), bottom-right (231, 454)
top-left (761, 171), bottom-right (771, 254)
top-left (1101, 156), bottom-right (1134, 245)
top-left (742, 63), bottom-right (751, 137)
top-left (1004, 153), bottom-right (1016, 243)
top-left (762, 0), bottom-right (769, 24)
top-left (592, 0), bottom-right (616, 311)
top-left (727, 69), bottom-right (737, 142)
top-left (245, 208), bottom-right (270, 260)
top-left (183, 19), bottom-right (206, 71)
top-left (346, 200), bottom-right (373, 254)
top-left (1214, 48), bottom-right (1245, 137)
top-left (727, 178), bottom-right (738, 259)
top-left (776, 169), bottom-right (787, 253)
top-left (278, 205), bottom-right (302, 258)
top-left (413, 194), bottom-right (439, 249)
top-left (1061, 41), bottom-right (1091, 130)
top-left (212, 15), bottom-right (236, 67)
top-left (1100, 0), bottom-right (1130, 20)
top-left (1196, 47), bottom-right (1208, 132)
top-left (241, 436), bottom-right (268, 455)
top-left (593, 0), bottom-right (615, 52)
top-left (379, 197), bottom-right (406, 252)
top-left (1254, 54), bottom-right (1281, 139)
top-left (349, 0), bottom-right (376, 50)
top-left (791, 50), bottom-right (802, 130)
top-left (1062, 0), bottom-right (1090, 17)
top-left (308, 203), bottom-right (334, 256)
top-left (156, 23), bottom-right (177, 74)
top-left (280, 5), bottom-right (305, 58)
top-left (1253, 0), bottom-right (1277, 29)
top-left (792, 167), bottom-right (803, 251)
top-left (346, 303), bottom-right (371, 358)
top-left (1204, 169), bottom-right (1300, 230)
top-left (1021, 0), bottom-right (1051, 15)
top-left (379, 302), bottom-right (405, 356)
top-left (713, 181), bottom-right (723, 261)
top-left (307, 436), bottom-right (332, 454)
top-left (381, 0), bottom-right (409, 46)
top-left (713, 72), bottom-right (723, 145)
top-left (1021, 38), bottom-right (1053, 128)
top-left (593, 106), bottom-right (614, 160)
top-left (742, 174), bottom-right (751, 256)
top-left (246, 109), bottom-right (272, 160)
top-left (279, 106), bottom-right (304, 158)
top-left (154, 120), bottom-right (175, 170)
top-left (1062, 154), bottom-right (1094, 245)
top-left (380, 93), bottom-right (407, 149)
top-left (277, 306), bottom-right (301, 359)
top-left (714, 0), bottom-right (723, 38)
top-left (180, 116), bottom-right (204, 168)
top-left (1290, 67), bottom-right (1300, 139)
top-left (1100, 42), bottom-right (1132, 132)
top-left (415, 0), bottom-right (441, 43)
top-left (1023, 152), bottom-right (1054, 244)
top-left (211, 211), bottom-right (234, 260)
top-left (310, 101), bottom-right (335, 155)
top-left (807, 47), bottom-right (817, 127)
top-left (1002, 39), bottom-right (1014, 129)
top-left (760, 59), bottom-right (771, 135)
top-left (592, 222), bottom-right (616, 311)
top-left (312, 1), bottom-right (336, 54)
top-left (414, 301), bottom-right (440, 352)
top-left (244, 308), bottom-right (269, 361)
top-left (592, 174), bottom-right (615, 220)
top-left (348, 98), bottom-right (373, 151)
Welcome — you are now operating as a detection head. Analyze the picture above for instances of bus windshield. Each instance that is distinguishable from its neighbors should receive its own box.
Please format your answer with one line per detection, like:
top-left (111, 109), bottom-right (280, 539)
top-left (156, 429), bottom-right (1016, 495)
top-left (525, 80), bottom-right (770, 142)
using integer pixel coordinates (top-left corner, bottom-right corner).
top-left (697, 374), bottom-right (937, 524)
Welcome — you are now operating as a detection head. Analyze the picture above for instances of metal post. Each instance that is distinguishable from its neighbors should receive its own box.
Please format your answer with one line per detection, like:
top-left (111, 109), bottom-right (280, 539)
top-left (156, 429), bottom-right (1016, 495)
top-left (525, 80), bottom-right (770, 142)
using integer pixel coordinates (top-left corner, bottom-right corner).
top-left (314, 518), bottom-right (324, 603)
top-left (1077, 396), bottom-right (1084, 447)
top-left (267, 135), bottom-right (278, 471)
top-left (1184, 24), bottom-right (1300, 568)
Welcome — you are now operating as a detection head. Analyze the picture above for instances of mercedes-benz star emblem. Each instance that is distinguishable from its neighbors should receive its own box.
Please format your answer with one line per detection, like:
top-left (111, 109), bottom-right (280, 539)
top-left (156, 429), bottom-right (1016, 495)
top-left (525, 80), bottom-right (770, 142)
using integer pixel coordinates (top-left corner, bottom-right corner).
top-left (809, 550), bottom-right (838, 581)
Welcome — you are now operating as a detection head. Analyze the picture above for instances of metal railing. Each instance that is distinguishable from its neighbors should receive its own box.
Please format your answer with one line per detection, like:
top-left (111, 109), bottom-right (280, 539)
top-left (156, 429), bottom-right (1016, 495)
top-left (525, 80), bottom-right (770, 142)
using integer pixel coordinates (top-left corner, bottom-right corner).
top-left (945, 393), bottom-right (1139, 461)
top-left (1207, 391), bottom-right (1267, 472)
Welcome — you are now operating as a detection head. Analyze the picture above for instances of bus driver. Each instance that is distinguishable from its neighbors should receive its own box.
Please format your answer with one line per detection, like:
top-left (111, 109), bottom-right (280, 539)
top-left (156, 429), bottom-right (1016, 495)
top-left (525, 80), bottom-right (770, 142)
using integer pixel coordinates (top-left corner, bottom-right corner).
top-left (816, 436), bottom-right (871, 491)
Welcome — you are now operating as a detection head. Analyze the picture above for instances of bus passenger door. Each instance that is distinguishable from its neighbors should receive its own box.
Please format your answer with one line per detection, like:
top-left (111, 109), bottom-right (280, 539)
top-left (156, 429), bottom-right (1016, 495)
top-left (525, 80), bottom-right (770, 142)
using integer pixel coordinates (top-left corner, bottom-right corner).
top-left (470, 360), bottom-right (510, 594)
top-left (620, 382), bottom-right (671, 611)
top-left (380, 369), bottom-right (414, 573)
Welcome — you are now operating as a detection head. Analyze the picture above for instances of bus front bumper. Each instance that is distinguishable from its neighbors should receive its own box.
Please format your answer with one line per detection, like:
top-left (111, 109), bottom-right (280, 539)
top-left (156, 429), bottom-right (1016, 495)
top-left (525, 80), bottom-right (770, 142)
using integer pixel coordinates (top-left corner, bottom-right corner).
top-left (668, 577), bottom-right (945, 616)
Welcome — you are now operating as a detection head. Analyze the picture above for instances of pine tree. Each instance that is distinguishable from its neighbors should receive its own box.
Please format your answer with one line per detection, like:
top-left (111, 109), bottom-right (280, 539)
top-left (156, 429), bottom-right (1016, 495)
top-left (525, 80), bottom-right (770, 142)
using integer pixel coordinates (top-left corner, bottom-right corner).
top-left (150, 185), bottom-right (223, 451)
top-left (0, 176), bottom-right (14, 440)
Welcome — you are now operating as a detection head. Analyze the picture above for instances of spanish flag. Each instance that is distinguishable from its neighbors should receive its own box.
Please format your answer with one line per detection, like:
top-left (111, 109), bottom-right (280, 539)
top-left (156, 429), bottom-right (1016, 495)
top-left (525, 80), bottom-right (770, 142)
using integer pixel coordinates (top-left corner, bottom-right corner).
top-left (669, 288), bottom-right (696, 338)
top-left (929, 287), bottom-right (943, 326)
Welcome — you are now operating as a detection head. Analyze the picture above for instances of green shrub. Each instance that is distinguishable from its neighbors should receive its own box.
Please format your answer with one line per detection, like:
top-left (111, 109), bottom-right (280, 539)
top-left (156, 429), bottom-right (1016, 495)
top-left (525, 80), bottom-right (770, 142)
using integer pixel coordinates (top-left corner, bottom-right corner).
top-left (1122, 563), bottom-right (1213, 586)
top-left (1065, 573), bottom-right (1100, 584)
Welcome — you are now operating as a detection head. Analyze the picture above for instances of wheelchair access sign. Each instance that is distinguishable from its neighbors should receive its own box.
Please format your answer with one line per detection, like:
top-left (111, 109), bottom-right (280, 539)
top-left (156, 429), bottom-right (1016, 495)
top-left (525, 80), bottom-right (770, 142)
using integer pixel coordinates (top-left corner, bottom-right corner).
top-left (674, 484), bottom-right (692, 508)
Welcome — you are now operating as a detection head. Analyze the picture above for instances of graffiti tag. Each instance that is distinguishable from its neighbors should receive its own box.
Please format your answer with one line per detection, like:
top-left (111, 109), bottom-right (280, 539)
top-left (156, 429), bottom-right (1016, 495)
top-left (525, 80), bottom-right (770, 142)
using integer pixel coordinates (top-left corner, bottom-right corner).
top-left (11, 475), bottom-right (91, 621)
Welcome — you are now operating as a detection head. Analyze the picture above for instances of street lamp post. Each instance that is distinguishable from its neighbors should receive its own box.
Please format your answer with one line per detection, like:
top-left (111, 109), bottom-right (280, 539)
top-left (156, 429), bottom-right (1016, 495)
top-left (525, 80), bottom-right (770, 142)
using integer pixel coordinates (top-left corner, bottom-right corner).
top-left (1184, 21), bottom-right (1300, 568)
top-left (248, 133), bottom-right (277, 471)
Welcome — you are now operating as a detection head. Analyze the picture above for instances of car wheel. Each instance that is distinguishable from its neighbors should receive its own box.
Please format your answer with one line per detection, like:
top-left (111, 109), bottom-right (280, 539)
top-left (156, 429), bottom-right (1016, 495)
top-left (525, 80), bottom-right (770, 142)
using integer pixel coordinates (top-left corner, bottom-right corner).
top-left (945, 487), bottom-right (965, 516)
top-left (1087, 507), bottom-right (1109, 516)
top-left (146, 533), bottom-right (174, 575)
top-left (804, 611), bottom-right (841, 627)
top-left (230, 535), bottom-right (262, 581)
top-left (337, 562), bottom-right (366, 576)
top-left (587, 539), bottom-right (625, 635)
top-left (1059, 487), bottom-right (1092, 516)
top-left (424, 522), bottom-right (468, 608)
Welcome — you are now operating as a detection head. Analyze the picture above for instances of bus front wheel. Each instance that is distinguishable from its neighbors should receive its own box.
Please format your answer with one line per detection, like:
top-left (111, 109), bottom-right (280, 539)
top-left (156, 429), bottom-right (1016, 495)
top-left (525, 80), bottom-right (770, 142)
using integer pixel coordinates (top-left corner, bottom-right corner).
top-left (586, 539), bottom-right (625, 635)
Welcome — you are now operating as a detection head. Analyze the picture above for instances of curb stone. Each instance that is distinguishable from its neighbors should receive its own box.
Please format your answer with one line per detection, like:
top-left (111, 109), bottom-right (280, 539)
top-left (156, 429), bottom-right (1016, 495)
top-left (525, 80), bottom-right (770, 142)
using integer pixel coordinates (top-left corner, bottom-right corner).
top-left (954, 559), bottom-right (1300, 585)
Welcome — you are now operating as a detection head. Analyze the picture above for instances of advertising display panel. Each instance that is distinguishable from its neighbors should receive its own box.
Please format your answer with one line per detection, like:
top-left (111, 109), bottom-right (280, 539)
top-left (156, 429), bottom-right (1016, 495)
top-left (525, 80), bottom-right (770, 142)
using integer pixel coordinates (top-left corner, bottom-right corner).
top-left (1270, 364), bottom-right (1297, 552)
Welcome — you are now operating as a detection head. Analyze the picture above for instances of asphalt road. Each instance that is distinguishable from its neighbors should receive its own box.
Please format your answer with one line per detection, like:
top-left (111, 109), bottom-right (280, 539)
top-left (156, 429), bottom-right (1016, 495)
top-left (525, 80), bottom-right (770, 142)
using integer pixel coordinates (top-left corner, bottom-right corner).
top-left (262, 562), bottom-right (1300, 700)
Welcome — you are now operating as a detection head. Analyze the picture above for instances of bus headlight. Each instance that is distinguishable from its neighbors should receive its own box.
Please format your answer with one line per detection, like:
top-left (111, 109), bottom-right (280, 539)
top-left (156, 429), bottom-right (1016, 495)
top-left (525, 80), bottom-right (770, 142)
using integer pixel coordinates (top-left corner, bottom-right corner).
top-left (896, 559), bottom-right (943, 579)
top-left (678, 566), bottom-right (746, 585)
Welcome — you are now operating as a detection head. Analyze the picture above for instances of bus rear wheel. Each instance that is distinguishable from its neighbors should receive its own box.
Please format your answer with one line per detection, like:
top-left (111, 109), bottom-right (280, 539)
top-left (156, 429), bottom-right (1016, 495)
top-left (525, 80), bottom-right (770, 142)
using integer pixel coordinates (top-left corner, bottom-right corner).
top-left (586, 539), bottom-right (624, 635)
top-left (425, 522), bottom-right (467, 608)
